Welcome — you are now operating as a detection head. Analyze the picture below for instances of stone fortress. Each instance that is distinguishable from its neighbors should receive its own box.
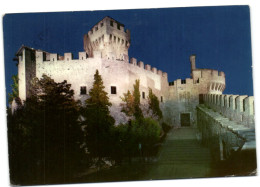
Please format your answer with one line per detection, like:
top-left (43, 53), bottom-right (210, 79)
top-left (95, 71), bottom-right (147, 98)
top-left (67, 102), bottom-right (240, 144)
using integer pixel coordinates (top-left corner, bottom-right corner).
top-left (16, 16), bottom-right (226, 126)
top-left (15, 16), bottom-right (256, 164)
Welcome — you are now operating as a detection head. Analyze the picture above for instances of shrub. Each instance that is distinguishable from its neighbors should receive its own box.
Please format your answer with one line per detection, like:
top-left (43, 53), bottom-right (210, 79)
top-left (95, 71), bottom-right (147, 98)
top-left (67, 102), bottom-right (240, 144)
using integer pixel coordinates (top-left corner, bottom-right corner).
top-left (161, 122), bottom-right (172, 134)
top-left (111, 118), bottom-right (162, 163)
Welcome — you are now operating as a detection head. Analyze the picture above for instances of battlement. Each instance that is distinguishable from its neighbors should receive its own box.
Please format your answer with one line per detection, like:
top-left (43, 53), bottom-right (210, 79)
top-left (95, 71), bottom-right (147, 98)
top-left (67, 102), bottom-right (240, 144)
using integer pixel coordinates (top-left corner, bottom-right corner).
top-left (87, 16), bottom-right (129, 36)
top-left (84, 16), bottom-right (130, 60)
top-left (202, 94), bottom-right (254, 128)
top-left (192, 69), bottom-right (225, 79)
top-left (169, 77), bottom-right (200, 86)
top-left (129, 57), bottom-right (167, 78)
top-left (36, 51), bottom-right (89, 62)
top-left (34, 50), bottom-right (168, 79)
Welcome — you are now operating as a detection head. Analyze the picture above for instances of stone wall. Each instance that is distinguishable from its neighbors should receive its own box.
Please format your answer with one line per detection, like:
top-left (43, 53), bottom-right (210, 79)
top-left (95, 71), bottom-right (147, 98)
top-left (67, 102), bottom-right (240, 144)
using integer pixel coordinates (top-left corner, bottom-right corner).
top-left (17, 49), bottom-right (168, 124)
top-left (202, 94), bottom-right (254, 128)
top-left (163, 67), bottom-right (225, 127)
top-left (197, 94), bottom-right (256, 173)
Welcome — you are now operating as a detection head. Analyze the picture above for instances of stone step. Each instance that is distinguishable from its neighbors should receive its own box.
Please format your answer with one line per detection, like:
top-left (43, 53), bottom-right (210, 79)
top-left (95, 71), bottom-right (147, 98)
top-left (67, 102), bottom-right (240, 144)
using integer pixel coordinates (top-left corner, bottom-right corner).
top-left (158, 161), bottom-right (211, 164)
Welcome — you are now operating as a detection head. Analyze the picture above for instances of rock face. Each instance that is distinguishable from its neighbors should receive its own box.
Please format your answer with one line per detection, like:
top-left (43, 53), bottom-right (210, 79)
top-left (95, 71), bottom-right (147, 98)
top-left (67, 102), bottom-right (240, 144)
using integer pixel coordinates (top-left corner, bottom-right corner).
top-left (15, 16), bottom-right (226, 126)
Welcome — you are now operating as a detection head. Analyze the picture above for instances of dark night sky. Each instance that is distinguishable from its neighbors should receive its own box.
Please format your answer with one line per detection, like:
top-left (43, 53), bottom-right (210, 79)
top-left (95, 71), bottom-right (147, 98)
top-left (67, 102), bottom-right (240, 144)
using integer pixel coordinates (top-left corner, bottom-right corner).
top-left (3, 6), bottom-right (253, 104)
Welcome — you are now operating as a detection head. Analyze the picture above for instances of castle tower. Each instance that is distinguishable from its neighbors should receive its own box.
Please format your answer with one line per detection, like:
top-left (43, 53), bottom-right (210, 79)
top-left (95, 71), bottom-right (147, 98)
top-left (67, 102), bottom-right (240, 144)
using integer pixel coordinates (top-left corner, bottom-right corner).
top-left (83, 16), bottom-right (130, 61)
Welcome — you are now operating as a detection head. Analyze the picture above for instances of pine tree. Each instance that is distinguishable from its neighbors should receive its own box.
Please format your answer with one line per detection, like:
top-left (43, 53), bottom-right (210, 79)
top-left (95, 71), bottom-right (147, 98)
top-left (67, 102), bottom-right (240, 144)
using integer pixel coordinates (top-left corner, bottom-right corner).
top-left (120, 90), bottom-right (135, 117)
top-left (83, 70), bottom-right (115, 160)
top-left (147, 88), bottom-right (163, 120)
top-left (8, 74), bottom-right (19, 104)
top-left (8, 74), bottom-right (85, 184)
top-left (133, 79), bottom-right (143, 120)
top-left (120, 79), bottom-right (143, 120)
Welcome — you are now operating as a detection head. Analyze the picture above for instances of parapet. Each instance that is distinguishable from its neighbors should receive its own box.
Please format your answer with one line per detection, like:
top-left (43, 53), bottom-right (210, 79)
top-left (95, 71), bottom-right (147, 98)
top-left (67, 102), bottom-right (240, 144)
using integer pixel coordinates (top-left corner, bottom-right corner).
top-left (162, 72), bottom-right (168, 78)
top-left (145, 64), bottom-right (151, 71)
top-left (152, 67), bottom-right (157, 73)
top-left (79, 52), bottom-right (88, 60)
top-left (87, 16), bottom-right (128, 37)
top-left (50, 53), bottom-right (58, 61)
top-left (202, 93), bottom-right (254, 128)
top-left (64, 53), bottom-right (73, 61)
top-left (130, 58), bottom-right (137, 66)
top-left (194, 69), bottom-right (225, 79)
top-left (137, 61), bottom-right (144, 68)
top-left (35, 50), bottom-right (89, 63)
top-left (157, 70), bottom-right (162, 76)
top-left (219, 71), bottom-right (225, 76)
top-left (128, 57), bottom-right (166, 77)
top-left (211, 70), bottom-right (218, 77)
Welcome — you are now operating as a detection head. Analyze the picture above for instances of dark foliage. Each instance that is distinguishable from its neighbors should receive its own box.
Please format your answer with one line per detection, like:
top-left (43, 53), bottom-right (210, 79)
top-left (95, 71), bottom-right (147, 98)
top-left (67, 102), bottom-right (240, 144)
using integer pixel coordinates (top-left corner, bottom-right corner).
top-left (147, 88), bottom-right (163, 120)
top-left (8, 74), bottom-right (18, 104)
top-left (120, 79), bottom-right (143, 120)
top-left (161, 122), bottom-right (172, 134)
top-left (110, 118), bottom-right (161, 163)
top-left (82, 70), bottom-right (115, 161)
top-left (7, 75), bottom-right (86, 185)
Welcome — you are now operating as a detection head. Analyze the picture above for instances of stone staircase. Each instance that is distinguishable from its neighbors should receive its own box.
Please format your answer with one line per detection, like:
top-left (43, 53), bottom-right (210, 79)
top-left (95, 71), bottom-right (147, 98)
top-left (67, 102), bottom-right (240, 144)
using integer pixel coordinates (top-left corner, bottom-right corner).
top-left (143, 127), bottom-right (212, 180)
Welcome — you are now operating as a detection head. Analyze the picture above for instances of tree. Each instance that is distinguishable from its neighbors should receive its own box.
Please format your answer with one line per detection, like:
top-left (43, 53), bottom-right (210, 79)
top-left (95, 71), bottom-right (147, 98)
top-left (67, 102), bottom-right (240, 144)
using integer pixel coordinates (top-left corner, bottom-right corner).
top-left (120, 79), bottom-right (143, 120)
top-left (8, 74), bottom-right (19, 104)
top-left (133, 79), bottom-right (143, 120)
top-left (83, 70), bottom-right (115, 162)
top-left (131, 118), bottom-right (161, 157)
top-left (7, 74), bottom-right (85, 185)
top-left (147, 88), bottom-right (163, 120)
top-left (120, 90), bottom-right (135, 117)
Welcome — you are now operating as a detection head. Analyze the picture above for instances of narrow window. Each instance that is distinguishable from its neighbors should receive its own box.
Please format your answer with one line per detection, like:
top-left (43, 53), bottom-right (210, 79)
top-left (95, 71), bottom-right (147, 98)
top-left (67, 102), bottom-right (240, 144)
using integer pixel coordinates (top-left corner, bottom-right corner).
top-left (181, 79), bottom-right (186, 84)
top-left (118, 37), bottom-right (120, 43)
top-left (109, 34), bottom-right (112, 41)
top-left (111, 86), bottom-right (117, 94)
top-left (117, 23), bottom-right (120, 30)
top-left (80, 86), bottom-right (87, 95)
top-left (95, 27), bottom-right (98, 31)
top-left (142, 92), bottom-right (145, 99)
top-left (161, 96), bottom-right (163, 102)
top-left (101, 22), bottom-right (103, 27)
top-left (114, 36), bottom-right (116, 42)
top-left (110, 21), bottom-right (113, 26)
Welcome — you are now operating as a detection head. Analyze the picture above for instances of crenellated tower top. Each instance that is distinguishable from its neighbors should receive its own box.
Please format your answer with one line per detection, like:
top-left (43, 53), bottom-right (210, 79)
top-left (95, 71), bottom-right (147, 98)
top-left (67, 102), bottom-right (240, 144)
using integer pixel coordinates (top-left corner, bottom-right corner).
top-left (83, 16), bottom-right (130, 61)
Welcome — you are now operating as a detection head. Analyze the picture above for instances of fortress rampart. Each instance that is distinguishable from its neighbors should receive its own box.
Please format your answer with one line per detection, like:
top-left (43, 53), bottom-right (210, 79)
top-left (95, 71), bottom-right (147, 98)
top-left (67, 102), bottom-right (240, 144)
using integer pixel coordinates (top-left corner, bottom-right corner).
top-left (34, 50), bottom-right (168, 79)
top-left (202, 94), bottom-right (254, 128)
top-left (17, 46), bottom-right (169, 124)
top-left (197, 94), bottom-right (255, 166)
top-left (15, 16), bottom-right (238, 128)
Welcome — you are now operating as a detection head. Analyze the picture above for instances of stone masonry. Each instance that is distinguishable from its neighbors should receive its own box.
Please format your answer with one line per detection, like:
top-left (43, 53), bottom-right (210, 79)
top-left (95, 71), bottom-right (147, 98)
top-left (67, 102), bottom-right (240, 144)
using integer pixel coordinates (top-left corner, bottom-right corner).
top-left (16, 16), bottom-right (228, 126)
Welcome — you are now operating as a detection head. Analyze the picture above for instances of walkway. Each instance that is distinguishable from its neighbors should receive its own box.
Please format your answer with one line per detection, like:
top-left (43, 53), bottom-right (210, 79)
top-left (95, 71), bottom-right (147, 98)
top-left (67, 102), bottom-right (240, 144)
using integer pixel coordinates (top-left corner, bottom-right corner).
top-left (143, 127), bottom-right (212, 180)
top-left (75, 127), bottom-right (214, 183)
